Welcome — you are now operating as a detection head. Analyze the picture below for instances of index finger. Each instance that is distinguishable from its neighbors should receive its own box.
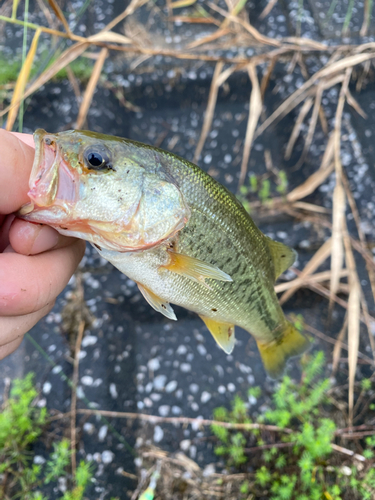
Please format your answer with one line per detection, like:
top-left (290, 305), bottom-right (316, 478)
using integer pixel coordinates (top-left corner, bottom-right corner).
top-left (0, 130), bottom-right (35, 214)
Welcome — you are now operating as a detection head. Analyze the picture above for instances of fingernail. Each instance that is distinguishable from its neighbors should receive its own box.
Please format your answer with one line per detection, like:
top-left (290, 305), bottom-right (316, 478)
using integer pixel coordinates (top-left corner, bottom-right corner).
top-left (30, 225), bottom-right (59, 254)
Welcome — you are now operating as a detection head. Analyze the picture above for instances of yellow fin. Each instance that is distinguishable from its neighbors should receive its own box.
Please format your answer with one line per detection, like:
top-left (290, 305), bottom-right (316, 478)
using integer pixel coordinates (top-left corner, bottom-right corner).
top-left (199, 315), bottom-right (235, 354)
top-left (162, 250), bottom-right (232, 287)
top-left (137, 282), bottom-right (177, 321)
top-left (257, 321), bottom-right (310, 379)
top-left (265, 236), bottom-right (297, 280)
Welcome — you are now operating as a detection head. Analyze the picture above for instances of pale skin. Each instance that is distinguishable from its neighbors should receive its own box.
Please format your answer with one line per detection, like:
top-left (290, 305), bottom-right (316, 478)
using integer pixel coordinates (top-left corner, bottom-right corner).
top-left (0, 130), bottom-right (85, 360)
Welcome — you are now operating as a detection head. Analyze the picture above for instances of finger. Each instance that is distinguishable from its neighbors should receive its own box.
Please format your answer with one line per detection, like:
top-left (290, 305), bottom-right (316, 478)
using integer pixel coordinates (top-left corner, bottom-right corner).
top-left (0, 239), bottom-right (85, 316)
top-left (0, 215), bottom-right (15, 252)
top-left (0, 335), bottom-right (24, 360)
top-left (0, 130), bottom-right (35, 214)
top-left (9, 218), bottom-right (80, 256)
top-left (11, 131), bottom-right (35, 148)
top-left (0, 302), bottom-right (54, 359)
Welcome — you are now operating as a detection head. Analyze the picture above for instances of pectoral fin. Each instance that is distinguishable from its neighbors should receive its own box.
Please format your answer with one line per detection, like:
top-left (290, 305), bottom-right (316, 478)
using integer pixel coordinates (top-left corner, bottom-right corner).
top-left (162, 250), bottom-right (232, 287)
top-left (137, 283), bottom-right (177, 321)
top-left (199, 315), bottom-right (235, 354)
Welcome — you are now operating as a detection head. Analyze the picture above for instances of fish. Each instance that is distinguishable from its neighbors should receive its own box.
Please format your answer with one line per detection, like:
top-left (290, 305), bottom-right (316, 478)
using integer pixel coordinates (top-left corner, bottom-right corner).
top-left (19, 129), bottom-right (310, 378)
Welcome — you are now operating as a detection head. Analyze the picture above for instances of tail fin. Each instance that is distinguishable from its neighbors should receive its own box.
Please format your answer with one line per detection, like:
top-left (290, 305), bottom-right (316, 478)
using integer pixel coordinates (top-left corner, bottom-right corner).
top-left (256, 322), bottom-right (310, 379)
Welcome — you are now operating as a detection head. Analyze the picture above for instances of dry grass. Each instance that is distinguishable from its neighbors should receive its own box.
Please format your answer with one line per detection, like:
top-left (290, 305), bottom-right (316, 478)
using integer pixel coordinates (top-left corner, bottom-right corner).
top-left (1, 0), bottom-right (375, 446)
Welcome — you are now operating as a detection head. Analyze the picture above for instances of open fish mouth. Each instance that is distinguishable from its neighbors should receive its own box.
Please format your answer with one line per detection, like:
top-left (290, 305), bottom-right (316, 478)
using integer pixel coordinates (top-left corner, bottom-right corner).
top-left (19, 129), bottom-right (79, 218)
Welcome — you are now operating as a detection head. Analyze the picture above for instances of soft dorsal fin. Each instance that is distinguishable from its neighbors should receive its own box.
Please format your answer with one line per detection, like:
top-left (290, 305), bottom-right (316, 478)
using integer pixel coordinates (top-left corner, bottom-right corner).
top-left (265, 236), bottom-right (297, 281)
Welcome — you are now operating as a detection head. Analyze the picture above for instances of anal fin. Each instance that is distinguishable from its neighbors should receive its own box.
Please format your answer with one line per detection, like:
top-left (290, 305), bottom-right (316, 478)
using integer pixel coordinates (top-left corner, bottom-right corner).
top-left (199, 315), bottom-right (235, 354)
top-left (162, 250), bottom-right (232, 288)
top-left (137, 283), bottom-right (177, 321)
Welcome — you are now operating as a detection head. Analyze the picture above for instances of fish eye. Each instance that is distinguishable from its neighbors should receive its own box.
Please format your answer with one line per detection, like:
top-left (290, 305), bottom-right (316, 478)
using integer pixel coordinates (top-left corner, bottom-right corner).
top-left (84, 146), bottom-right (113, 171)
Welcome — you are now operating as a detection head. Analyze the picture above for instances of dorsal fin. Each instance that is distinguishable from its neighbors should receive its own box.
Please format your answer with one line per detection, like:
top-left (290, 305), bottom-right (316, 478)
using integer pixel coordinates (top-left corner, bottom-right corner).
top-left (265, 236), bottom-right (297, 281)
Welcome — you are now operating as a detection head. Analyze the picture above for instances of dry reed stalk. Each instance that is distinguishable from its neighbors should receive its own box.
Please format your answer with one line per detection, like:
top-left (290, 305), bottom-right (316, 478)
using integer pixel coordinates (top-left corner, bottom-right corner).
top-left (284, 97), bottom-right (313, 160)
top-left (329, 68), bottom-right (351, 313)
top-left (279, 238), bottom-right (332, 305)
top-left (170, 0), bottom-right (197, 7)
top-left (255, 52), bottom-right (375, 139)
top-left (187, 27), bottom-right (232, 49)
top-left (287, 132), bottom-right (335, 202)
top-left (193, 61), bottom-right (224, 162)
top-left (70, 320), bottom-right (85, 480)
top-left (47, 0), bottom-right (72, 36)
top-left (53, 409), bottom-right (293, 434)
top-left (259, 0), bottom-right (279, 19)
top-left (330, 182), bottom-right (346, 313)
top-left (332, 315), bottom-right (348, 376)
top-left (291, 201), bottom-right (330, 214)
top-left (238, 63), bottom-right (262, 188)
top-left (274, 269), bottom-right (348, 294)
top-left (305, 323), bottom-right (373, 365)
top-left (260, 56), bottom-right (277, 99)
top-left (75, 47), bottom-right (109, 129)
top-left (207, 1), bottom-right (281, 47)
top-left (360, 0), bottom-right (373, 36)
top-left (294, 83), bottom-right (324, 168)
top-left (65, 65), bottom-right (81, 99)
top-left (345, 88), bottom-right (367, 118)
top-left (6, 28), bottom-right (41, 131)
top-left (0, 41), bottom-right (89, 120)
top-left (343, 222), bottom-right (361, 426)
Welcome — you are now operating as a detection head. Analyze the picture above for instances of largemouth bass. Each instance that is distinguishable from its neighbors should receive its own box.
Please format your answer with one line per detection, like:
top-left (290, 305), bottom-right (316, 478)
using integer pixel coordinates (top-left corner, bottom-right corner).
top-left (20, 129), bottom-right (310, 378)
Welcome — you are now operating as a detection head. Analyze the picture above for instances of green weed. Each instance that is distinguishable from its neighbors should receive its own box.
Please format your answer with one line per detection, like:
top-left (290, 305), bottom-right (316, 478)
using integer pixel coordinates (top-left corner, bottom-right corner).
top-left (0, 374), bottom-right (93, 500)
top-left (211, 351), bottom-right (375, 500)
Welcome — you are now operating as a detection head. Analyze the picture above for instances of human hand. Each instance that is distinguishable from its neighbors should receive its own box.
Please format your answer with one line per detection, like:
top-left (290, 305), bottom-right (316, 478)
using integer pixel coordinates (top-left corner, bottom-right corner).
top-left (0, 130), bottom-right (86, 359)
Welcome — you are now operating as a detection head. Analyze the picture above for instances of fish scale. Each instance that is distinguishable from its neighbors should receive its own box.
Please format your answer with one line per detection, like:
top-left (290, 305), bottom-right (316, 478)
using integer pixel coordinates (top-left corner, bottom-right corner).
top-left (20, 129), bottom-right (310, 378)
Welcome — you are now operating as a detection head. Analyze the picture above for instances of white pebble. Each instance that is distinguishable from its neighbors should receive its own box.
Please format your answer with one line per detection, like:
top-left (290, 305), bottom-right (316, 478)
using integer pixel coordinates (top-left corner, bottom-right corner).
top-left (81, 376), bottom-right (94, 386)
top-left (76, 386), bottom-right (85, 399)
top-left (98, 425), bottom-right (108, 441)
top-left (180, 439), bottom-right (191, 451)
top-left (172, 406), bottom-right (182, 415)
top-left (176, 345), bottom-right (188, 355)
top-left (109, 383), bottom-right (118, 399)
top-left (201, 391), bottom-right (211, 403)
top-left (33, 455), bottom-right (46, 465)
top-left (165, 380), bottom-right (178, 393)
top-left (153, 426), bottom-right (164, 443)
top-left (202, 464), bottom-right (215, 477)
top-left (153, 375), bottom-right (167, 390)
top-left (180, 363), bottom-right (191, 373)
top-left (158, 405), bottom-right (170, 417)
top-left (102, 450), bottom-right (114, 464)
top-left (52, 365), bottom-right (62, 374)
top-left (189, 383), bottom-right (199, 394)
top-left (82, 335), bottom-right (98, 347)
top-left (197, 345), bottom-right (207, 356)
top-left (43, 382), bottom-right (52, 395)
top-left (148, 358), bottom-right (160, 371)
top-left (227, 383), bottom-right (236, 392)
top-left (83, 423), bottom-right (95, 435)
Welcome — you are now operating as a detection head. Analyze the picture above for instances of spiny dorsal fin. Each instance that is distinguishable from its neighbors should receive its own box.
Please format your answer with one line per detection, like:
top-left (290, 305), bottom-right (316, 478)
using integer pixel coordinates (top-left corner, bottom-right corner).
top-left (265, 236), bottom-right (297, 281)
